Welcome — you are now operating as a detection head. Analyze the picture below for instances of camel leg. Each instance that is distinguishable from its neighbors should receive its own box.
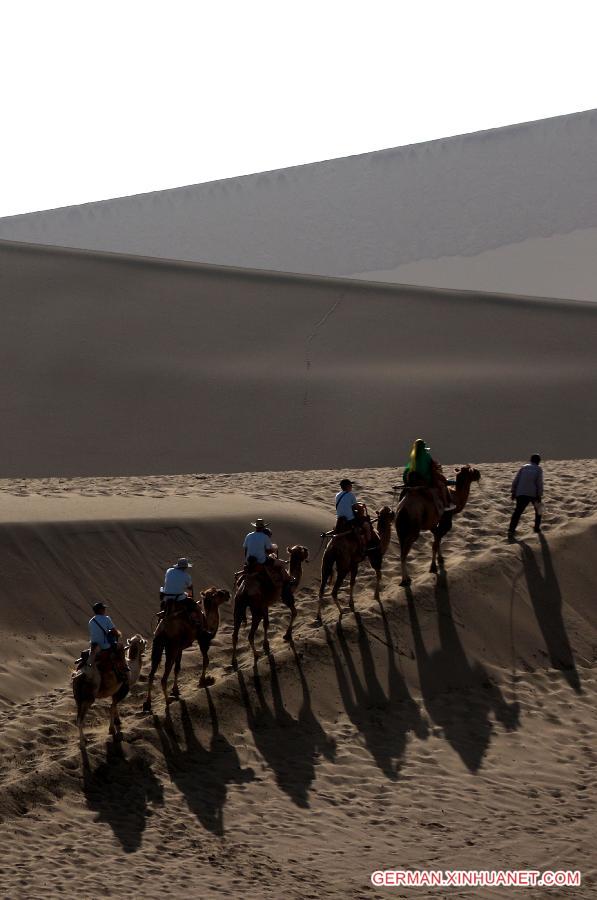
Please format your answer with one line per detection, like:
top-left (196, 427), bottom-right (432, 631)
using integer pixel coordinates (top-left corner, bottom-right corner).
top-left (232, 594), bottom-right (246, 667)
top-left (170, 649), bottom-right (183, 699)
top-left (109, 699), bottom-right (122, 741)
top-left (374, 568), bottom-right (381, 600)
top-left (199, 640), bottom-right (215, 687)
top-left (76, 700), bottom-right (92, 746)
top-left (316, 588), bottom-right (325, 624)
top-left (430, 534), bottom-right (440, 573)
top-left (317, 550), bottom-right (335, 624)
top-left (348, 563), bottom-right (358, 611)
top-left (248, 611), bottom-right (262, 660)
top-left (143, 675), bottom-right (154, 713)
top-left (143, 634), bottom-right (165, 713)
top-left (283, 603), bottom-right (296, 641)
top-left (331, 568), bottom-right (346, 620)
top-left (399, 533), bottom-right (417, 587)
top-left (262, 608), bottom-right (270, 655)
top-left (160, 650), bottom-right (176, 707)
top-left (400, 551), bottom-right (411, 587)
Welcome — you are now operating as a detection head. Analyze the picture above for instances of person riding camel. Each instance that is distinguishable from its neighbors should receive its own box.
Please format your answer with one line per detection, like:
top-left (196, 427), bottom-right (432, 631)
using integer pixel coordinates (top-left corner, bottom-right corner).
top-left (242, 518), bottom-right (295, 605)
top-left (161, 557), bottom-right (195, 615)
top-left (154, 557), bottom-right (203, 637)
top-left (402, 439), bottom-right (456, 516)
top-left (87, 601), bottom-right (128, 679)
top-left (334, 478), bottom-right (377, 551)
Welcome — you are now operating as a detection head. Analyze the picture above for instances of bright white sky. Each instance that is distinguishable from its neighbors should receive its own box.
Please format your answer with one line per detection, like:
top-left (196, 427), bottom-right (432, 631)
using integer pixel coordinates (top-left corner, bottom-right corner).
top-left (1, 0), bottom-right (596, 218)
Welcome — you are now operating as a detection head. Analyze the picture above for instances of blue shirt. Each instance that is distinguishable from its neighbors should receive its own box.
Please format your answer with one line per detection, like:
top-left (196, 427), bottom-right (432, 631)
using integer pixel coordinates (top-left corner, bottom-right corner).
top-left (512, 463), bottom-right (543, 498)
top-left (335, 490), bottom-right (358, 520)
top-left (163, 566), bottom-right (193, 596)
top-left (89, 614), bottom-right (115, 650)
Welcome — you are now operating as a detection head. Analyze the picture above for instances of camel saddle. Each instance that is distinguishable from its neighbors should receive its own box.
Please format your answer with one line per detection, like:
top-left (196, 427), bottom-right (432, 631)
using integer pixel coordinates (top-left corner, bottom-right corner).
top-left (332, 516), bottom-right (379, 559)
top-left (73, 647), bottom-right (129, 680)
top-left (158, 596), bottom-right (207, 631)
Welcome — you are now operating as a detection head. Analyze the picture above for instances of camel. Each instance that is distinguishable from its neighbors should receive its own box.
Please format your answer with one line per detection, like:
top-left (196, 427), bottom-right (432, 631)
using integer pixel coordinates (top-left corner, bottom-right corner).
top-left (142, 587), bottom-right (230, 714)
top-left (395, 464), bottom-right (481, 586)
top-left (317, 506), bottom-right (395, 622)
top-left (231, 545), bottom-right (309, 664)
top-left (72, 634), bottom-right (147, 745)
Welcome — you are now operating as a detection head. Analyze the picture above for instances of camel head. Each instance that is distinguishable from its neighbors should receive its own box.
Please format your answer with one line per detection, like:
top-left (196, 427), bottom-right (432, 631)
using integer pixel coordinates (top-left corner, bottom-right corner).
top-left (287, 545), bottom-right (310, 564)
top-left (200, 587), bottom-right (230, 636)
top-left (376, 505), bottom-right (396, 524)
top-left (454, 465), bottom-right (481, 487)
top-left (200, 587), bottom-right (231, 610)
top-left (125, 634), bottom-right (148, 662)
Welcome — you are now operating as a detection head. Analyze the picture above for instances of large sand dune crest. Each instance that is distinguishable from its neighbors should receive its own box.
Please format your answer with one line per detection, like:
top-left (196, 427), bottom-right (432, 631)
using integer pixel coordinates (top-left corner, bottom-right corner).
top-left (3, 109), bottom-right (597, 300)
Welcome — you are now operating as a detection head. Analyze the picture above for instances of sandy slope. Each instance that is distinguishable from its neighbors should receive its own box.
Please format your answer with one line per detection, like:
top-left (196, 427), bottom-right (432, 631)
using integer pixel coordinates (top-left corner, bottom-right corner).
top-left (1, 240), bottom-right (597, 477)
top-left (0, 464), bottom-right (595, 898)
top-left (2, 109), bottom-right (597, 302)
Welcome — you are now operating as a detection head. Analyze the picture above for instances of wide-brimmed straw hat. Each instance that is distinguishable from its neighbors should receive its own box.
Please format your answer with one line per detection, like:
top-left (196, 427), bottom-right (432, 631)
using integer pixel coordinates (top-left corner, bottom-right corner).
top-left (251, 518), bottom-right (270, 529)
top-left (176, 557), bottom-right (192, 569)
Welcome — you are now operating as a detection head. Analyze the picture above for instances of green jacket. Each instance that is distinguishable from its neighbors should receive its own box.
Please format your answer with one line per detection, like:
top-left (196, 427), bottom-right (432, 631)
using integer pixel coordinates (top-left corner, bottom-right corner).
top-left (403, 449), bottom-right (433, 485)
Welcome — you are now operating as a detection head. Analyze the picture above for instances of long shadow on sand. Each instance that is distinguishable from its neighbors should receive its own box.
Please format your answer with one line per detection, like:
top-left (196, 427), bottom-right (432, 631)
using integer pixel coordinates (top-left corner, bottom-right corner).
top-left (154, 692), bottom-right (254, 835)
top-left (237, 650), bottom-right (336, 808)
top-left (324, 605), bottom-right (428, 781)
top-left (518, 534), bottom-right (581, 693)
top-left (81, 741), bottom-right (164, 853)
top-left (407, 574), bottom-right (520, 773)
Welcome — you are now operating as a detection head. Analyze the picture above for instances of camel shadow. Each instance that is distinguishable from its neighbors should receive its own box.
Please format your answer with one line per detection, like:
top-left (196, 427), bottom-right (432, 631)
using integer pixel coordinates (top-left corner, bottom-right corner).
top-left (518, 535), bottom-right (581, 693)
top-left (154, 692), bottom-right (254, 835)
top-left (81, 741), bottom-right (164, 853)
top-left (324, 605), bottom-right (428, 781)
top-left (237, 652), bottom-right (336, 808)
top-left (407, 574), bottom-right (520, 773)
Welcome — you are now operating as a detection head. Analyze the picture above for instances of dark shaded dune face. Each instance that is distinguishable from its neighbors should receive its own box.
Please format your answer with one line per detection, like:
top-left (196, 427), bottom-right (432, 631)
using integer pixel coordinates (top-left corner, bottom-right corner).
top-left (1, 241), bottom-right (596, 477)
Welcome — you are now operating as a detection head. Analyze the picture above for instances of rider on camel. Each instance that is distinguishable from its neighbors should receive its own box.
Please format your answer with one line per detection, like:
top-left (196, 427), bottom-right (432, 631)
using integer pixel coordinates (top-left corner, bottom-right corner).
top-left (161, 557), bottom-right (195, 616)
top-left (402, 439), bottom-right (456, 515)
top-left (334, 478), bottom-right (377, 550)
top-left (87, 600), bottom-right (128, 679)
top-left (242, 518), bottom-right (295, 606)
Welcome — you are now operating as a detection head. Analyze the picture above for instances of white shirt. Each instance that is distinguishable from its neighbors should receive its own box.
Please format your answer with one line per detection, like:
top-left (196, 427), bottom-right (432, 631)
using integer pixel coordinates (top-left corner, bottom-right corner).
top-left (89, 614), bottom-right (115, 650)
top-left (335, 490), bottom-right (358, 520)
top-left (163, 566), bottom-right (193, 596)
top-left (512, 463), bottom-right (543, 498)
top-left (243, 531), bottom-right (273, 563)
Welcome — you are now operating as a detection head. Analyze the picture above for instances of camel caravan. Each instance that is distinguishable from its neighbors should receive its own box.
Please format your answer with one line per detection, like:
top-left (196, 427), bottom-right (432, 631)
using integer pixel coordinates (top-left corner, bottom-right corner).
top-left (72, 439), bottom-right (482, 742)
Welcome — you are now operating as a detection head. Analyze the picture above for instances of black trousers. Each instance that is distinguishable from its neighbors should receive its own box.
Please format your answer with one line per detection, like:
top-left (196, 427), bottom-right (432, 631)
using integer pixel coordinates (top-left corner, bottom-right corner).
top-left (509, 496), bottom-right (541, 533)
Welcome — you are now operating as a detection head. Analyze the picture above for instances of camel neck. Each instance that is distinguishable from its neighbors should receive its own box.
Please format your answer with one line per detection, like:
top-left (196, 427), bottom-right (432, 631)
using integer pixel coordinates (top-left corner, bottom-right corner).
top-left (126, 649), bottom-right (143, 686)
top-left (453, 481), bottom-right (471, 513)
top-left (289, 558), bottom-right (303, 584)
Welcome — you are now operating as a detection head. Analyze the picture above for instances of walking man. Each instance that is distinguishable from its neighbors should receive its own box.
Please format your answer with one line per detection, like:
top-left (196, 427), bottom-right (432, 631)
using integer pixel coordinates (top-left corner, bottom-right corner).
top-left (508, 454), bottom-right (543, 539)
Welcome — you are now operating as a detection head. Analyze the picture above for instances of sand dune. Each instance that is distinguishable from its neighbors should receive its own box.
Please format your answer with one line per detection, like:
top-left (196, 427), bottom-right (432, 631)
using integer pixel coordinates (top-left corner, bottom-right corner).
top-left (354, 225), bottom-right (597, 302)
top-left (1, 239), bottom-right (596, 477)
top-left (2, 109), bottom-right (597, 300)
top-left (0, 464), bottom-right (595, 897)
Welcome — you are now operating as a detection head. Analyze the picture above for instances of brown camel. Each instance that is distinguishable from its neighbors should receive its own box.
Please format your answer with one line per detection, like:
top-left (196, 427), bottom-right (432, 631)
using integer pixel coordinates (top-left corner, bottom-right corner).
top-left (142, 587), bottom-right (230, 713)
top-left (317, 508), bottom-right (394, 622)
top-left (72, 634), bottom-right (147, 745)
top-left (395, 464), bottom-right (481, 586)
top-left (231, 545), bottom-right (309, 664)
